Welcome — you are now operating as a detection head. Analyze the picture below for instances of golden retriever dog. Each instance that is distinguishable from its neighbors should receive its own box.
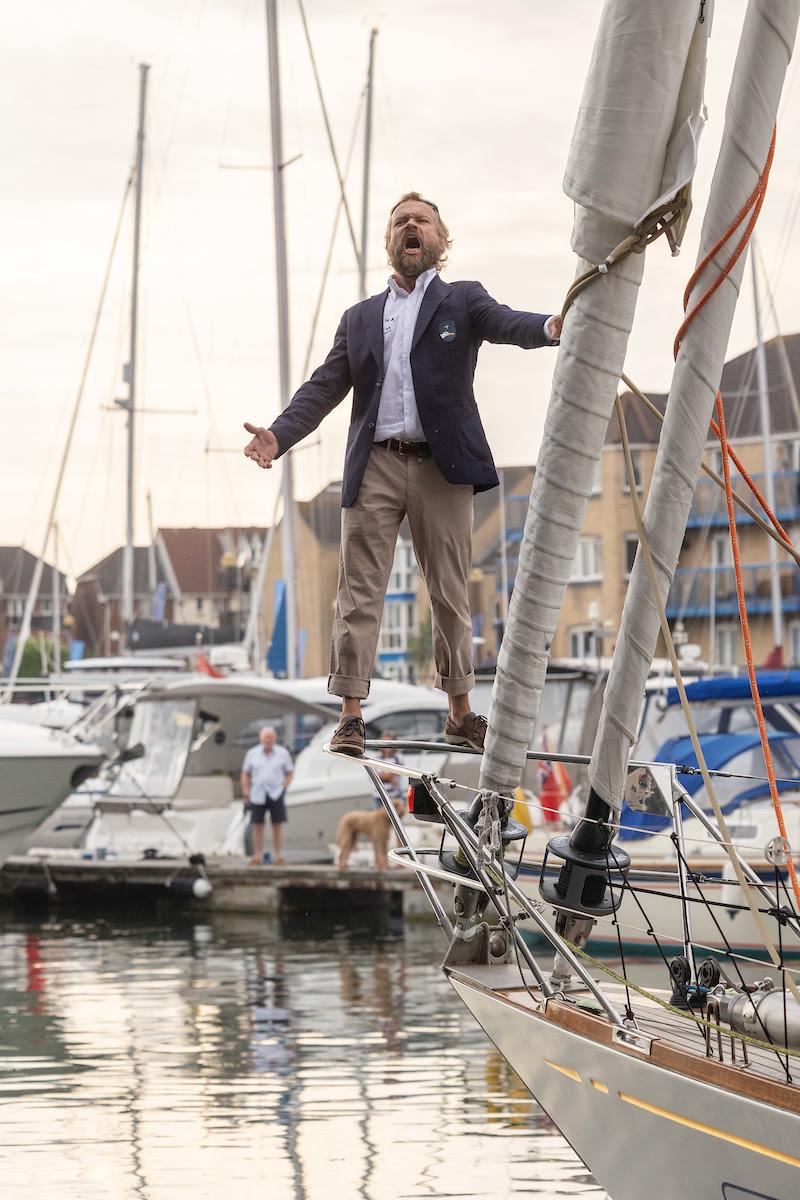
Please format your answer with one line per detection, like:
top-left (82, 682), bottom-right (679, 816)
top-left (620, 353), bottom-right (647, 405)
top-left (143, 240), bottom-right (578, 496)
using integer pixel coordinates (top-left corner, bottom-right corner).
top-left (336, 799), bottom-right (406, 870)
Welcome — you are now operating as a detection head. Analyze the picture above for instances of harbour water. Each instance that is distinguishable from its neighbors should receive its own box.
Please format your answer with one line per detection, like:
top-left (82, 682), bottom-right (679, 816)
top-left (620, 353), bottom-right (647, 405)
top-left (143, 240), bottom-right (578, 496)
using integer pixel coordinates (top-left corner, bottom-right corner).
top-left (0, 908), bottom-right (607, 1199)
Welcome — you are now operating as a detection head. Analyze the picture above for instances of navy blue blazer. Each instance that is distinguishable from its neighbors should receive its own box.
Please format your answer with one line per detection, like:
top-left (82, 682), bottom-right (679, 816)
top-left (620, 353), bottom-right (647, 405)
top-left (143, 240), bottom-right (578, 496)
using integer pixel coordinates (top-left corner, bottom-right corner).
top-left (269, 275), bottom-right (553, 507)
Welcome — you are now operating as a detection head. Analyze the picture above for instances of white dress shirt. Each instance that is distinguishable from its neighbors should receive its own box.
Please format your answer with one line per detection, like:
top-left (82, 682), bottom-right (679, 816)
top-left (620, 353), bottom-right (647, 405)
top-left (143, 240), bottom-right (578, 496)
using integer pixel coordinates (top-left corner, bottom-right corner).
top-left (374, 267), bottom-right (438, 442)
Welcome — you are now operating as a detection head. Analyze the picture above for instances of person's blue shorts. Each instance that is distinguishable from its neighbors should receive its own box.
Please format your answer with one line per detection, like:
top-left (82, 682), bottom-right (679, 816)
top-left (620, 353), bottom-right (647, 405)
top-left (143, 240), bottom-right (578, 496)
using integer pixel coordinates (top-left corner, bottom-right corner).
top-left (249, 793), bottom-right (287, 826)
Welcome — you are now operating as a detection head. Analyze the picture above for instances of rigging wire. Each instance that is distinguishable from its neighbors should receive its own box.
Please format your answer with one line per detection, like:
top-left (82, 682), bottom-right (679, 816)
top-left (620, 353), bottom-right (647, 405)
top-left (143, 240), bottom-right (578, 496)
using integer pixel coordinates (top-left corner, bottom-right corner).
top-left (295, 0), bottom-right (361, 268)
top-left (300, 88), bottom-right (366, 381)
top-left (2, 168), bottom-right (134, 700)
top-left (616, 387), bottom-right (800, 1003)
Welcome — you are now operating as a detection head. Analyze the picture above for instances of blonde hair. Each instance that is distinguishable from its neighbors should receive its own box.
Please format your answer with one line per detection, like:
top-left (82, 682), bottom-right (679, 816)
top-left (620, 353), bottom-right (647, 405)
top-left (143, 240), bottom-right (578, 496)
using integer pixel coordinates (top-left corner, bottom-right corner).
top-left (385, 192), bottom-right (452, 270)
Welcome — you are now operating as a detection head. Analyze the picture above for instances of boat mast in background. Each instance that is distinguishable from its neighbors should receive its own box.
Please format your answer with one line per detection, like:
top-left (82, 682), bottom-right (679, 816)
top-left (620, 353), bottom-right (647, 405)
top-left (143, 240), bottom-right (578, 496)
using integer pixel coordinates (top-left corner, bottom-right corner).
top-left (265, 0), bottom-right (297, 679)
top-left (51, 522), bottom-right (60, 670)
top-left (121, 62), bottom-right (149, 644)
top-left (752, 239), bottom-right (784, 664)
top-left (359, 28), bottom-right (377, 300)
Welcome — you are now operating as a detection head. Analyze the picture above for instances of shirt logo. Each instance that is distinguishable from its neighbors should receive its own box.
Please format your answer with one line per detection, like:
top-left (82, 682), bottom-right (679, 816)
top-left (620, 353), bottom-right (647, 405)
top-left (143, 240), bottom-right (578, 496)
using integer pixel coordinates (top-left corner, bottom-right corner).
top-left (438, 320), bottom-right (456, 342)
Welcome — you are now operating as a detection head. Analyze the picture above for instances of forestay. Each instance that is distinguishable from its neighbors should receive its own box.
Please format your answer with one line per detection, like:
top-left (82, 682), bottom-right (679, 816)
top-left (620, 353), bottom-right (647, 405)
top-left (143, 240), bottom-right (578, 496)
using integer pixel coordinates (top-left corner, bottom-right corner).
top-left (481, 0), bottom-right (712, 794)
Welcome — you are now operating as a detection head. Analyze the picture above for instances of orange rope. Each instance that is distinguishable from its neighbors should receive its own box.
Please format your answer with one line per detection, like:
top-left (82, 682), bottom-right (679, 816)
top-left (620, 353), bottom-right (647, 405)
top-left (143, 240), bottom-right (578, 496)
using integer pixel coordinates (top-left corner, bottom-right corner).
top-left (715, 393), bottom-right (800, 904)
top-left (672, 125), bottom-right (800, 910)
top-left (674, 131), bottom-right (790, 544)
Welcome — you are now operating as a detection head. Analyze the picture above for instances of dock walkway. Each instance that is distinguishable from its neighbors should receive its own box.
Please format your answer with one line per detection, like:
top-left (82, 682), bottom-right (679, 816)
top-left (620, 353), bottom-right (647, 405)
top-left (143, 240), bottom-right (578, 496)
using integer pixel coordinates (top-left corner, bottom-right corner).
top-left (0, 855), bottom-right (449, 920)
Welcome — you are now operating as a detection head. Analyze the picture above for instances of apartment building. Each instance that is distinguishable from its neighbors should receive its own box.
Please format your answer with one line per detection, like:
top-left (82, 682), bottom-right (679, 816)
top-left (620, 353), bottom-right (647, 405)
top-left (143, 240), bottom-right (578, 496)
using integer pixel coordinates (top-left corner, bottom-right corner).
top-left (463, 335), bottom-right (800, 669)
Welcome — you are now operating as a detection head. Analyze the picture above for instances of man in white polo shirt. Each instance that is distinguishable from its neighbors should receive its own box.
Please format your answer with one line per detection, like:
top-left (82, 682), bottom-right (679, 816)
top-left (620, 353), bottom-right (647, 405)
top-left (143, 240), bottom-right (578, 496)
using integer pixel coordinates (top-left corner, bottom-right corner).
top-left (240, 725), bottom-right (294, 865)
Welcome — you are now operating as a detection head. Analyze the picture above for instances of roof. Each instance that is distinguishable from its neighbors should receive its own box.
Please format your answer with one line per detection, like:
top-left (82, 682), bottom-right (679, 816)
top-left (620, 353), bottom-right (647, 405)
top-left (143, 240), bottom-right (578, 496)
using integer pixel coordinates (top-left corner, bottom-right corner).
top-left (296, 485), bottom-right (342, 547)
top-left (607, 332), bottom-right (800, 446)
top-left (78, 545), bottom-right (164, 598)
top-left (158, 527), bottom-right (266, 595)
top-left (78, 528), bottom-right (268, 597)
top-left (0, 546), bottom-right (67, 597)
top-left (474, 466), bottom-right (533, 530)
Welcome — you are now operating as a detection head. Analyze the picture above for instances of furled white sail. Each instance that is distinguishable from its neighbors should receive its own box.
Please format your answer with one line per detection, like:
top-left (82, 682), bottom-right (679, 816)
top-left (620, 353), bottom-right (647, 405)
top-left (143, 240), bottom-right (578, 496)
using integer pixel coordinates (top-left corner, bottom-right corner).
top-left (588, 0), bottom-right (800, 815)
top-left (480, 0), bottom-right (712, 794)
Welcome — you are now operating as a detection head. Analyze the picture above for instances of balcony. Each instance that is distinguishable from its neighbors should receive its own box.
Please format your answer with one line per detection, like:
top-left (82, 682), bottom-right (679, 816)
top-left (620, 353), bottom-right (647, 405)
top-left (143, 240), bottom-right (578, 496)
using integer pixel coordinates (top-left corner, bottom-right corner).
top-left (666, 560), bottom-right (800, 620)
top-left (687, 470), bottom-right (800, 528)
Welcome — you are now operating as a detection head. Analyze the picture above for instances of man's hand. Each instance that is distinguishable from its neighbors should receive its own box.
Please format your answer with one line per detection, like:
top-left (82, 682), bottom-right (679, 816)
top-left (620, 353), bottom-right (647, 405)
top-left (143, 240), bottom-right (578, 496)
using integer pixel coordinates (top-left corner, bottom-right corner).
top-left (244, 422), bottom-right (279, 469)
top-left (544, 314), bottom-right (563, 343)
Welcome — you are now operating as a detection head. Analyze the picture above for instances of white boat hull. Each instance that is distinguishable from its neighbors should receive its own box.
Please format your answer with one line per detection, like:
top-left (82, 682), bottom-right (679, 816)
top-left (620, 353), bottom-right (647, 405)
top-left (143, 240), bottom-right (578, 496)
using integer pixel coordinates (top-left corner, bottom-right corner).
top-left (0, 736), bottom-right (104, 865)
top-left (450, 965), bottom-right (800, 1200)
top-left (518, 861), bottom-right (800, 960)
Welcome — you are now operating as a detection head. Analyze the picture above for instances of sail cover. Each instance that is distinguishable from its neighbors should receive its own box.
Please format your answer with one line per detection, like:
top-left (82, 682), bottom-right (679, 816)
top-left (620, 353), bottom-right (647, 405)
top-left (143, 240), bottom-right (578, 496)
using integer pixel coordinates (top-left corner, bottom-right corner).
top-left (565, 0), bottom-right (711, 232)
top-left (480, 1), bottom-right (712, 795)
top-left (589, 0), bottom-right (800, 815)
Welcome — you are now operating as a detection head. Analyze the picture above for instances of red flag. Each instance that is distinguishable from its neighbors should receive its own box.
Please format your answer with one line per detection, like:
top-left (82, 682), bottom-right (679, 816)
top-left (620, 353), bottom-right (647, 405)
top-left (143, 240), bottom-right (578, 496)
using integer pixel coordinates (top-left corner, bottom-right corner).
top-left (764, 645), bottom-right (784, 669)
top-left (196, 652), bottom-right (224, 678)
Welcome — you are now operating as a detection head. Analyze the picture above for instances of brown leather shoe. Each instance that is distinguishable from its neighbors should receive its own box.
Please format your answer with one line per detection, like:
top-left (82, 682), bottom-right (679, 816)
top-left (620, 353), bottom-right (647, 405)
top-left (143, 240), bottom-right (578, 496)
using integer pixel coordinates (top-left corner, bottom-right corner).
top-left (444, 711), bottom-right (488, 751)
top-left (329, 715), bottom-right (366, 757)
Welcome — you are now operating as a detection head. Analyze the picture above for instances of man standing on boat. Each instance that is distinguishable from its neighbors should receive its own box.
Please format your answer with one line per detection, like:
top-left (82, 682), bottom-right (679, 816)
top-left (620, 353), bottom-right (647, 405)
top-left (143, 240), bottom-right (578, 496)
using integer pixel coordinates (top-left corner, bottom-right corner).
top-left (243, 192), bottom-right (561, 756)
top-left (240, 725), bottom-right (293, 865)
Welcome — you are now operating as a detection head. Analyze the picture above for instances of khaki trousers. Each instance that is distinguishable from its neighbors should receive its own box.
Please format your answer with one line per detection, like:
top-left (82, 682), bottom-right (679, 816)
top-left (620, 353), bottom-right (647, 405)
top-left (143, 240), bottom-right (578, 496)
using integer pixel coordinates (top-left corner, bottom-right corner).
top-left (328, 444), bottom-right (475, 700)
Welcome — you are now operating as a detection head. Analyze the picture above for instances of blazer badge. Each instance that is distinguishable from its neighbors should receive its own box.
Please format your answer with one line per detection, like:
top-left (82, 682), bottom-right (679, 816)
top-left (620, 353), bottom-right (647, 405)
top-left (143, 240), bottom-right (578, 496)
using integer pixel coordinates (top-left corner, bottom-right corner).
top-left (438, 320), bottom-right (456, 342)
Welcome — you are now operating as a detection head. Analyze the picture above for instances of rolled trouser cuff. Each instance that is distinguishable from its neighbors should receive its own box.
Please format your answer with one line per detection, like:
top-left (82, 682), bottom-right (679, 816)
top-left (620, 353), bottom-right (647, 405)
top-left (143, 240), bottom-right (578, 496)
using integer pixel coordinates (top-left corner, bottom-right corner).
top-left (328, 673), bottom-right (371, 700)
top-left (434, 669), bottom-right (475, 696)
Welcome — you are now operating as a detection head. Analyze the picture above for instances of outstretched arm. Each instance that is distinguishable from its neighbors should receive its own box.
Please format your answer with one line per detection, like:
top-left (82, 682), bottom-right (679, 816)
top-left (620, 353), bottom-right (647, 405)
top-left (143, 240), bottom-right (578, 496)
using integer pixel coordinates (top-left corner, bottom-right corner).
top-left (244, 311), bottom-right (353, 469)
top-left (467, 282), bottom-right (560, 349)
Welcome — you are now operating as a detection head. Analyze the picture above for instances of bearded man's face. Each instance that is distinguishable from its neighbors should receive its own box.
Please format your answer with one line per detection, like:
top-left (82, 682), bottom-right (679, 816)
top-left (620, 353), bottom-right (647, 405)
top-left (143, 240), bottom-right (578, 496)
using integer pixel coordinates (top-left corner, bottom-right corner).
top-left (387, 201), bottom-right (445, 277)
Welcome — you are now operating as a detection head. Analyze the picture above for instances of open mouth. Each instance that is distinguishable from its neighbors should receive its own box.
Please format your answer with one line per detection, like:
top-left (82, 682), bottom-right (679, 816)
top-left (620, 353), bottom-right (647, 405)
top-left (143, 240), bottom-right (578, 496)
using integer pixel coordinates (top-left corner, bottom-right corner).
top-left (403, 234), bottom-right (421, 250)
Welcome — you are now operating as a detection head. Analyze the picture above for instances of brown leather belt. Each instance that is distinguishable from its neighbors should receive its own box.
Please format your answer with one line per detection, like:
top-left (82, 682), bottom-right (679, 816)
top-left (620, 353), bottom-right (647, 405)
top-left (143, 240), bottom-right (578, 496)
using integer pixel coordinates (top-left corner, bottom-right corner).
top-left (375, 438), bottom-right (432, 459)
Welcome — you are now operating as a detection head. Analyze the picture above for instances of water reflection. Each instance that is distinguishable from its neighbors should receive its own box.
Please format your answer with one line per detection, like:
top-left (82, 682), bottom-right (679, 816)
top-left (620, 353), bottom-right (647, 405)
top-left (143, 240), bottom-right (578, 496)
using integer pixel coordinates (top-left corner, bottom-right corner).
top-left (0, 911), bottom-right (606, 1198)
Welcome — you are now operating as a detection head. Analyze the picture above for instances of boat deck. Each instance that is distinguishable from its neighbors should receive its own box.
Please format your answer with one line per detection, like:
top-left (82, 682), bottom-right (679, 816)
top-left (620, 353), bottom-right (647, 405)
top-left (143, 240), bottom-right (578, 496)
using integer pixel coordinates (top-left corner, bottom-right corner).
top-left (456, 963), bottom-right (800, 1098)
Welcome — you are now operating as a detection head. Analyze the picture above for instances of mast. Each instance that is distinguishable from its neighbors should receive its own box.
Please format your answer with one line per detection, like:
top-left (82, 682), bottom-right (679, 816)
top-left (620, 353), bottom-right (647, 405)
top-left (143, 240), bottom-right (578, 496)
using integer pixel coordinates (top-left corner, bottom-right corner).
top-left (588, 0), bottom-right (799, 818)
top-left (122, 62), bottom-right (149, 641)
top-left (358, 28), bottom-right (377, 301)
top-left (498, 469), bottom-right (509, 633)
top-left (479, 1), bottom-right (711, 798)
top-left (265, 0), bottom-right (297, 679)
top-left (51, 522), bottom-right (60, 671)
top-left (752, 241), bottom-right (784, 662)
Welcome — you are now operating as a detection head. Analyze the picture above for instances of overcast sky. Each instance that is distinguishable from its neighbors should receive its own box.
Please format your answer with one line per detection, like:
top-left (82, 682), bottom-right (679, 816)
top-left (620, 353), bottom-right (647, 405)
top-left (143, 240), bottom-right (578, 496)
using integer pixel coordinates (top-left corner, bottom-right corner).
top-left (2, 0), bottom-right (800, 579)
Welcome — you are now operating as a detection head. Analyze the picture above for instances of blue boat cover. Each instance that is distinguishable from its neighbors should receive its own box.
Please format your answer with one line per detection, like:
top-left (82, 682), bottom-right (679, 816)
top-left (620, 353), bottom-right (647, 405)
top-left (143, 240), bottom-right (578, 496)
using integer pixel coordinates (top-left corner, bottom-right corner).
top-left (665, 671), bottom-right (800, 706)
top-left (618, 730), bottom-right (800, 840)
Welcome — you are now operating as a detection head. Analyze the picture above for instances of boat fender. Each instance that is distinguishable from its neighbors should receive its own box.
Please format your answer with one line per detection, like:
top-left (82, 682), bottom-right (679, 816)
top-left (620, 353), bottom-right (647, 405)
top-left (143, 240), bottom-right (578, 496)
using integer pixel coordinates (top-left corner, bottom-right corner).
top-left (166, 876), bottom-right (214, 901)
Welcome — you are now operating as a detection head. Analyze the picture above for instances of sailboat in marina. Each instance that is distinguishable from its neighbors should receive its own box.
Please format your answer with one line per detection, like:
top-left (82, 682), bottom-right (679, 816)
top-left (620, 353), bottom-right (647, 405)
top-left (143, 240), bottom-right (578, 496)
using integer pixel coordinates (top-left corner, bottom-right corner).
top-left (326, 2), bottom-right (800, 1196)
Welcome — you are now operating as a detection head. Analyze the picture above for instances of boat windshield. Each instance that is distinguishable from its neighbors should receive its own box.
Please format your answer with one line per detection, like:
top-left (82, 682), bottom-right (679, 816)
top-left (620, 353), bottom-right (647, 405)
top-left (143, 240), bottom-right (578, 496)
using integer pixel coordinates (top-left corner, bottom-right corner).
top-left (109, 698), bottom-right (196, 799)
top-left (635, 697), bottom-right (800, 762)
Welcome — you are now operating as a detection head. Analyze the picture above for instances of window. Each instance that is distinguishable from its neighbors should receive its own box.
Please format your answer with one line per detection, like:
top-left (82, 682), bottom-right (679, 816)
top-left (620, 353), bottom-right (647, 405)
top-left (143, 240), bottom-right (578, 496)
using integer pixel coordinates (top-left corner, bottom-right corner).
top-left (388, 538), bottom-right (416, 593)
top-left (711, 532), bottom-right (732, 567)
top-left (367, 709), bottom-right (444, 740)
top-left (7, 598), bottom-right (24, 620)
top-left (623, 534), bottom-right (638, 578)
top-left (379, 600), bottom-right (416, 653)
top-left (569, 626), bottom-right (599, 659)
top-left (571, 537), bottom-right (602, 582)
top-left (196, 597), bottom-right (204, 614)
top-left (622, 449), bottom-right (643, 493)
top-left (715, 624), bottom-right (738, 667)
top-left (790, 623), bottom-right (800, 666)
